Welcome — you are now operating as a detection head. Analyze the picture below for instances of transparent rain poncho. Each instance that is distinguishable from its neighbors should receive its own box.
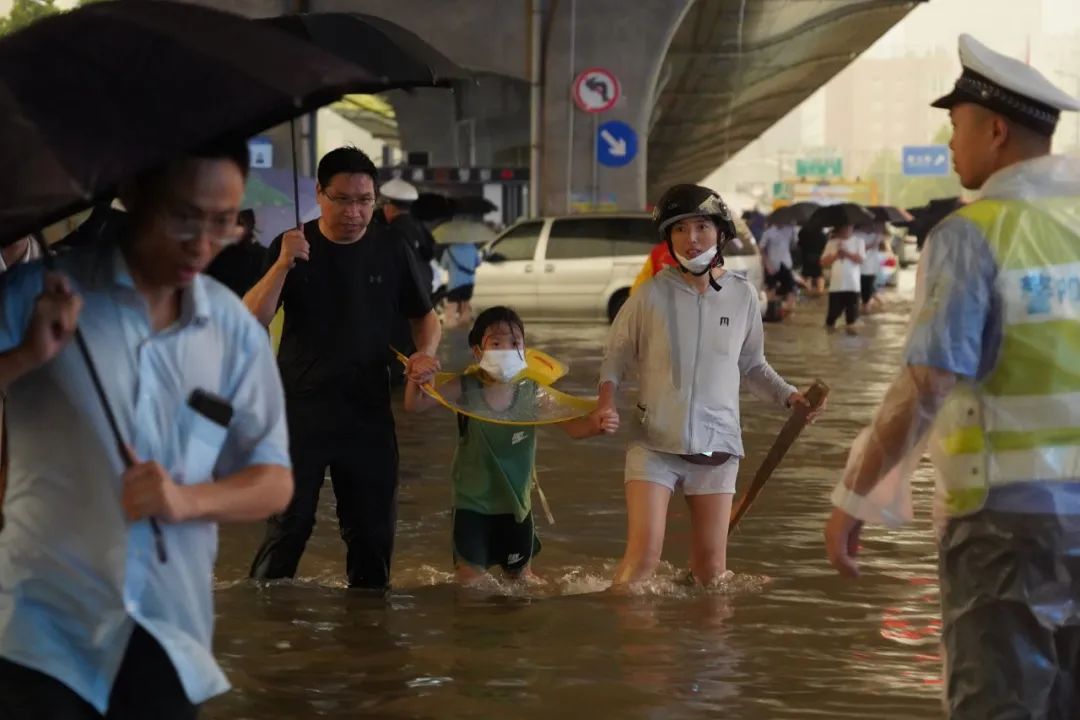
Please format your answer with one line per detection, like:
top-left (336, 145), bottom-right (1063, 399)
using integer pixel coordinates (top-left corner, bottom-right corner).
top-left (401, 348), bottom-right (597, 426)
top-left (830, 155), bottom-right (1080, 718)
top-left (831, 155), bottom-right (1080, 527)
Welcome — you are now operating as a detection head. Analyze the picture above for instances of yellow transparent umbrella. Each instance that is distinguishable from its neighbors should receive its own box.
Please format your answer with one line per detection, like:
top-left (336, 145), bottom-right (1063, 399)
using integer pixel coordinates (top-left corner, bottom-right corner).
top-left (392, 347), bottom-right (596, 427)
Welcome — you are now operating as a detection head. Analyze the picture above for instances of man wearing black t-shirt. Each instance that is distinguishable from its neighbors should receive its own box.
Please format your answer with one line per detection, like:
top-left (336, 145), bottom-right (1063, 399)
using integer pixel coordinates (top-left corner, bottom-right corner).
top-left (245, 147), bottom-right (441, 589)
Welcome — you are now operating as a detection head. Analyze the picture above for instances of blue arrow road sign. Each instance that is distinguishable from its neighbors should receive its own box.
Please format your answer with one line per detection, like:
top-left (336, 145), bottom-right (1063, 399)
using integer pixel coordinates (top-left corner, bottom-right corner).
top-left (597, 120), bottom-right (637, 168)
top-left (902, 145), bottom-right (950, 176)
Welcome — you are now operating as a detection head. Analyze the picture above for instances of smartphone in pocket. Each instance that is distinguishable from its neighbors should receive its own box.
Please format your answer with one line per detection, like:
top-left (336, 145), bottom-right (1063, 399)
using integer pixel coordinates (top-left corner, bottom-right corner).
top-left (188, 389), bottom-right (233, 428)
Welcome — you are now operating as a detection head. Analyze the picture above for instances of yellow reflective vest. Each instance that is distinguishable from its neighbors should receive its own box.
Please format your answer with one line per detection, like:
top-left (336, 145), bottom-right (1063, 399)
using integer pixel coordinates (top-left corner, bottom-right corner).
top-left (930, 197), bottom-right (1080, 516)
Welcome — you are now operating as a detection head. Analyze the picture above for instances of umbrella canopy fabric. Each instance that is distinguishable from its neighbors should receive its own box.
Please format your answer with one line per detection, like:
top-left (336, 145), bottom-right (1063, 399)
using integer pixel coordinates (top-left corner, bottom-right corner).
top-left (768, 201), bottom-right (819, 226)
top-left (903, 197), bottom-right (964, 248)
top-left (451, 196), bottom-right (498, 216)
top-left (259, 12), bottom-right (470, 89)
top-left (868, 205), bottom-right (913, 224)
top-left (412, 193), bottom-right (455, 222)
top-left (0, 0), bottom-right (377, 246)
top-left (807, 202), bottom-right (875, 229)
top-left (432, 219), bottom-right (497, 246)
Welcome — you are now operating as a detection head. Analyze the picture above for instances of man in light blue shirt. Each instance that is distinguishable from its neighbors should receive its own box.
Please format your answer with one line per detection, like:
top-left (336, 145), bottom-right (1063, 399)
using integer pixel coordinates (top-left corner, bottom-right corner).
top-left (0, 139), bottom-right (292, 719)
top-left (442, 241), bottom-right (482, 328)
top-left (757, 220), bottom-right (798, 311)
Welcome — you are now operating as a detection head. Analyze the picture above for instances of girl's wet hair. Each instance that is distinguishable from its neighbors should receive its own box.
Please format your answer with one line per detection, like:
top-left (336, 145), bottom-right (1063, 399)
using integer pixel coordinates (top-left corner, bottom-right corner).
top-left (468, 306), bottom-right (526, 348)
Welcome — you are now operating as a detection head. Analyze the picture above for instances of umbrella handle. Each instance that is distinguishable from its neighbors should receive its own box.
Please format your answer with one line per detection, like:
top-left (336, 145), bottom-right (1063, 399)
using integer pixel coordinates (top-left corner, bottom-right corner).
top-left (290, 118), bottom-right (301, 229)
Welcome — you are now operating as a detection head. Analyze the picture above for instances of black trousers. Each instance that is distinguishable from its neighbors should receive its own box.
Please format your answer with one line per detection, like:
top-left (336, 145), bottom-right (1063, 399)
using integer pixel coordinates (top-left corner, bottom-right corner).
top-left (941, 510), bottom-right (1080, 719)
top-left (825, 291), bottom-right (860, 327)
top-left (250, 398), bottom-right (399, 589)
top-left (765, 265), bottom-right (796, 297)
top-left (0, 626), bottom-right (198, 720)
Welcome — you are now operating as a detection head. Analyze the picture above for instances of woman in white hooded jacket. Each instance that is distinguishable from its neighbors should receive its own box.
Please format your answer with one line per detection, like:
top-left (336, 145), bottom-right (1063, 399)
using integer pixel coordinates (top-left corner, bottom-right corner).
top-left (598, 185), bottom-right (821, 587)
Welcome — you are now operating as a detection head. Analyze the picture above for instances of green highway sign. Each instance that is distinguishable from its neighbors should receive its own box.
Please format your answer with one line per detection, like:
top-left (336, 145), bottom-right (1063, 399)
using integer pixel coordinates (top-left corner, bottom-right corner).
top-left (795, 157), bottom-right (843, 178)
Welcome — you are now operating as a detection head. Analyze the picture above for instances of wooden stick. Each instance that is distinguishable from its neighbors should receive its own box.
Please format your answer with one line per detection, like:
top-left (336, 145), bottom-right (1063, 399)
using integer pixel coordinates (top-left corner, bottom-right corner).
top-left (728, 380), bottom-right (830, 535)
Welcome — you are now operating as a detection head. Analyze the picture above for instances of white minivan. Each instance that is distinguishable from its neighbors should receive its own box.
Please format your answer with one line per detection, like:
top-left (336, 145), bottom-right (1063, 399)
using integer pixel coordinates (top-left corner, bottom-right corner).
top-left (470, 213), bottom-right (765, 322)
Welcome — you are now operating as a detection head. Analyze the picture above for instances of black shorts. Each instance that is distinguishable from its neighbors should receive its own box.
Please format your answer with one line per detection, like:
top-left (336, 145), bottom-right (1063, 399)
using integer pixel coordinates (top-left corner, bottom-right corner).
top-left (453, 508), bottom-right (541, 573)
top-left (447, 284), bottom-right (474, 302)
top-left (802, 257), bottom-right (823, 279)
top-left (860, 274), bottom-right (877, 304)
top-left (765, 265), bottom-right (796, 297)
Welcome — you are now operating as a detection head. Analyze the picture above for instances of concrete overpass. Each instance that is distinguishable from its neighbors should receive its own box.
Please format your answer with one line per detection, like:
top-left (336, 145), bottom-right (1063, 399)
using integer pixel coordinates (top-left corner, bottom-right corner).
top-left (178, 0), bottom-right (926, 215)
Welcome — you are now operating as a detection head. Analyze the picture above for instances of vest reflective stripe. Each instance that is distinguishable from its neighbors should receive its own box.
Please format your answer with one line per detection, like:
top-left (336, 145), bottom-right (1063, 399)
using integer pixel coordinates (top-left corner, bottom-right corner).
top-left (932, 198), bottom-right (1080, 516)
top-left (983, 392), bottom-right (1080, 433)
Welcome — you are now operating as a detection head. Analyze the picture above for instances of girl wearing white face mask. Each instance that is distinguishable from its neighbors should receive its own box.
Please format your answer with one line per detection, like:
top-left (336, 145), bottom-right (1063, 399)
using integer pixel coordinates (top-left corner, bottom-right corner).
top-left (598, 184), bottom-right (824, 589)
top-left (404, 307), bottom-right (619, 583)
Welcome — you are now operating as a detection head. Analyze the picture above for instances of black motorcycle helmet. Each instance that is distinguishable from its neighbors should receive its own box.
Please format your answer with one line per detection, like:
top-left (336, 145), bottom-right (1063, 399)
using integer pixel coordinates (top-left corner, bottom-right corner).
top-left (652, 184), bottom-right (736, 281)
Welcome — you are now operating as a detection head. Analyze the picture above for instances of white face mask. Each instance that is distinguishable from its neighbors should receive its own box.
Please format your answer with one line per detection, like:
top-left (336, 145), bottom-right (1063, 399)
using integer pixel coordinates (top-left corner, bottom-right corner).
top-left (478, 349), bottom-right (527, 383)
top-left (673, 244), bottom-right (717, 274)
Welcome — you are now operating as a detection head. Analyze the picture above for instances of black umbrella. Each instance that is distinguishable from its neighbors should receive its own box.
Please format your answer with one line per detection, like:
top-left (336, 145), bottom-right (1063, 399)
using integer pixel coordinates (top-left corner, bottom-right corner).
top-left (0, 1), bottom-right (376, 562)
top-left (412, 192), bottom-right (455, 223)
top-left (451, 196), bottom-right (498, 216)
top-left (905, 197), bottom-right (963, 249)
top-left (807, 203), bottom-right (875, 229)
top-left (768, 201), bottom-right (818, 226)
top-left (260, 12), bottom-right (467, 89)
top-left (867, 205), bottom-right (911, 224)
top-left (0, 0), bottom-right (376, 247)
top-left (258, 13), bottom-right (470, 224)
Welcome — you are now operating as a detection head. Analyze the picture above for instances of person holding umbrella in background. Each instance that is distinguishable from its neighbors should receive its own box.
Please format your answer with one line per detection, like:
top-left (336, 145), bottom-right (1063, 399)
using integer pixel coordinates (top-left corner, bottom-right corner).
top-left (429, 205), bottom-right (496, 327)
top-left (245, 147), bottom-right (441, 591)
top-left (856, 220), bottom-right (885, 314)
top-left (798, 220), bottom-right (828, 296)
top-left (758, 217), bottom-right (799, 316)
top-left (818, 204), bottom-right (868, 334)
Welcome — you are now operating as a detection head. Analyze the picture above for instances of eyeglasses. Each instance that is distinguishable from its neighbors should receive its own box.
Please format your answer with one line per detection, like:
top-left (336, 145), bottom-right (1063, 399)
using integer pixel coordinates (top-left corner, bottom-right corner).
top-left (161, 208), bottom-right (244, 247)
top-left (322, 191), bottom-right (376, 210)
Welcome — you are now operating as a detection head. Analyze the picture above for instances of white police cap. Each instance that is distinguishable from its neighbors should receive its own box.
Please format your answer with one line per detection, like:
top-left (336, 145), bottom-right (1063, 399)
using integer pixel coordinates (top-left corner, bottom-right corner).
top-left (381, 178), bottom-right (419, 203)
top-left (932, 34), bottom-right (1080, 136)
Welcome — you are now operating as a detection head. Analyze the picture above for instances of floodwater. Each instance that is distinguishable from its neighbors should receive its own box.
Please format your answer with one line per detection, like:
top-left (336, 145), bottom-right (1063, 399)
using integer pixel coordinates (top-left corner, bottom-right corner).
top-left (208, 271), bottom-right (944, 719)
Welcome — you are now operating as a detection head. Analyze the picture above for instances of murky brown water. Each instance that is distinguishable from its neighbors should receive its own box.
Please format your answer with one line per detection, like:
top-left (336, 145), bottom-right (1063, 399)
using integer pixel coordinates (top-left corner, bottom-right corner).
top-left (208, 271), bottom-right (944, 719)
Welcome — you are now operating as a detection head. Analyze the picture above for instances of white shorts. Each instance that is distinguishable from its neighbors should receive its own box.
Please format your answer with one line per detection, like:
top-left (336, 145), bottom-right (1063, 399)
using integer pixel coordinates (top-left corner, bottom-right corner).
top-left (625, 444), bottom-right (740, 496)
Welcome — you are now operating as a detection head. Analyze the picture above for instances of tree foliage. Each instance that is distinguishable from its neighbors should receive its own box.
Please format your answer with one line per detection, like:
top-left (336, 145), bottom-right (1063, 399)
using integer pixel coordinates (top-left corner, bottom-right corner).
top-left (0, 0), bottom-right (103, 36)
top-left (0, 0), bottom-right (61, 36)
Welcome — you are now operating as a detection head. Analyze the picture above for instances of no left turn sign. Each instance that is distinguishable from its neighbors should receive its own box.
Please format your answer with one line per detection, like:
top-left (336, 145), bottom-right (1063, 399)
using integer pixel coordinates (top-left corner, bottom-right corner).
top-left (572, 68), bottom-right (620, 113)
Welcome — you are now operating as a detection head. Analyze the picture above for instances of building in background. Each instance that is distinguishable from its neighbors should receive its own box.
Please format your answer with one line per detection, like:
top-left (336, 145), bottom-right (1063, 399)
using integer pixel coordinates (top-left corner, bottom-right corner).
top-left (825, 49), bottom-right (957, 180)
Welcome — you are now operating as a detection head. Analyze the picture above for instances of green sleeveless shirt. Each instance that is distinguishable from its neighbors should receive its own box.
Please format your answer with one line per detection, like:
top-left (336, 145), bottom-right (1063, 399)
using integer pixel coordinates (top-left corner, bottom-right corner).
top-left (451, 376), bottom-right (538, 521)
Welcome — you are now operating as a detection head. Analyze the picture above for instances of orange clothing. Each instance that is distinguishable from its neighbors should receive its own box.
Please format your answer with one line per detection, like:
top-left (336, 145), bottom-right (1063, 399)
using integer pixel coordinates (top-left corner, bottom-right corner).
top-left (631, 241), bottom-right (677, 294)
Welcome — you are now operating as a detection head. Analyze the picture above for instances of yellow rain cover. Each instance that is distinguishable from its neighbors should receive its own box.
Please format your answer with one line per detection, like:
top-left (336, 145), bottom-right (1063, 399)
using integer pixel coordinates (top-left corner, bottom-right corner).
top-left (394, 348), bottom-right (597, 426)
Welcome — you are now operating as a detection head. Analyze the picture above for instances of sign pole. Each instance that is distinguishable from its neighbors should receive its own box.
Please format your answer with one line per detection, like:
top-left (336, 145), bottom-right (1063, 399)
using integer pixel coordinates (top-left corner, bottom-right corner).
top-left (564, 0), bottom-right (576, 214)
top-left (591, 113), bottom-right (599, 208)
top-left (528, 0), bottom-right (542, 218)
